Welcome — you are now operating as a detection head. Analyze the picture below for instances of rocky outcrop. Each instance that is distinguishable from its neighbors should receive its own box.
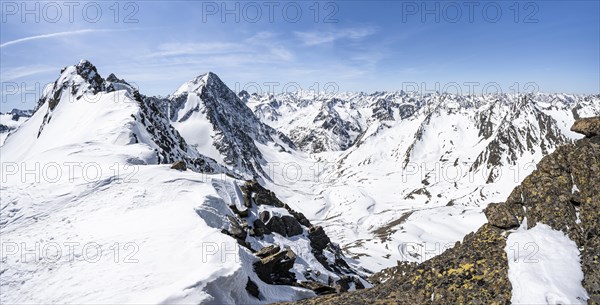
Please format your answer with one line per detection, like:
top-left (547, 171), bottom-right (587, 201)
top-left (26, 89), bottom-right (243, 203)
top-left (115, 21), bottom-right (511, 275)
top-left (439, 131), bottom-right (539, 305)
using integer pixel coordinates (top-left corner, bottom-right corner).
top-left (289, 224), bottom-right (511, 304)
top-left (287, 116), bottom-right (600, 304)
top-left (208, 179), bottom-right (367, 295)
top-left (253, 248), bottom-right (297, 285)
top-left (571, 117), bottom-right (600, 138)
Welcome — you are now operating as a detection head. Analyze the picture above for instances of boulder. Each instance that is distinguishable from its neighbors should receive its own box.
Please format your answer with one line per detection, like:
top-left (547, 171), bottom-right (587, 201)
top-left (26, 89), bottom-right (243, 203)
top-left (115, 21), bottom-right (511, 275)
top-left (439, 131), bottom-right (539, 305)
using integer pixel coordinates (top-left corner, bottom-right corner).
top-left (252, 219), bottom-right (271, 237)
top-left (265, 215), bottom-right (303, 237)
top-left (253, 248), bottom-right (297, 285)
top-left (308, 226), bottom-right (331, 252)
top-left (286, 207), bottom-right (312, 227)
top-left (570, 116), bottom-right (600, 138)
top-left (259, 211), bottom-right (271, 223)
top-left (265, 216), bottom-right (287, 236)
top-left (255, 245), bottom-right (281, 259)
top-left (170, 160), bottom-right (187, 171)
top-left (484, 202), bottom-right (520, 229)
top-left (281, 215), bottom-right (303, 236)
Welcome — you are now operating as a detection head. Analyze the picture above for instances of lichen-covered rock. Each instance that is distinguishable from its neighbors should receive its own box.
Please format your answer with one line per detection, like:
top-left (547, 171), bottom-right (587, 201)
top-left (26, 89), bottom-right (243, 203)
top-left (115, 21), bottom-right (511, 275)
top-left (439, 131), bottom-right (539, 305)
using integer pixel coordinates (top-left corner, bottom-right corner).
top-left (484, 202), bottom-right (520, 229)
top-left (571, 116), bottom-right (600, 138)
top-left (286, 224), bottom-right (511, 305)
top-left (298, 281), bottom-right (337, 295)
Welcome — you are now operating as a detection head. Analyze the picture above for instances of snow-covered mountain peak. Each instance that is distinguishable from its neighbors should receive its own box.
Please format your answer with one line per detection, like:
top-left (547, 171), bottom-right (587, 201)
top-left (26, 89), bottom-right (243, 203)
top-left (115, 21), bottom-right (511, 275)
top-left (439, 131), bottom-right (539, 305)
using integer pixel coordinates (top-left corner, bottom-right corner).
top-left (166, 71), bottom-right (295, 178)
top-left (173, 71), bottom-right (220, 96)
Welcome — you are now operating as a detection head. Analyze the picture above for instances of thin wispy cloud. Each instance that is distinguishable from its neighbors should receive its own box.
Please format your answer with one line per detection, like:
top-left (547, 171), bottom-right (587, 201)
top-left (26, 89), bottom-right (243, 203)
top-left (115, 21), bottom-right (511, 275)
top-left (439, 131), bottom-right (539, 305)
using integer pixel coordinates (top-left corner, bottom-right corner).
top-left (0, 29), bottom-right (123, 48)
top-left (0, 65), bottom-right (56, 81)
top-left (146, 42), bottom-right (244, 58)
top-left (146, 33), bottom-right (295, 64)
top-left (294, 27), bottom-right (378, 46)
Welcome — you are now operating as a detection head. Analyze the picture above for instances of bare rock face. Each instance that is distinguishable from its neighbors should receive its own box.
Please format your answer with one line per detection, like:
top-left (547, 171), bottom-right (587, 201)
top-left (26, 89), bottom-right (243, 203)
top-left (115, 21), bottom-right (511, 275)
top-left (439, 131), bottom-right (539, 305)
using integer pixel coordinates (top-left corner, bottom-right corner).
top-left (308, 226), bottom-right (331, 252)
top-left (284, 116), bottom-right (600, 304)
top-left (571, 116), bottom-right (600, 138)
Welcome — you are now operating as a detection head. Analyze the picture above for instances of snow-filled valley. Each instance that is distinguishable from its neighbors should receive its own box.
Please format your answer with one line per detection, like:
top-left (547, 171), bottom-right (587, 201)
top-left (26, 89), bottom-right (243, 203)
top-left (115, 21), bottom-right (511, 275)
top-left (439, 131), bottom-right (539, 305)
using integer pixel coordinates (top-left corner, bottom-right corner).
top-left (1, 60), bottom-right (599, 304)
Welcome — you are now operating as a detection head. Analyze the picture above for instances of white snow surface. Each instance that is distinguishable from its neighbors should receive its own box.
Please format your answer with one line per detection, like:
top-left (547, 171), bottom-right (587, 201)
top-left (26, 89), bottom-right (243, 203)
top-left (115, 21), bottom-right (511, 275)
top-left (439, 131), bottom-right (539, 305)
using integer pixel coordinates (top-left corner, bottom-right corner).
top-left (506, 223), bottom-right (588, 305)
top-left (0, 113), bottom-right (29, 145)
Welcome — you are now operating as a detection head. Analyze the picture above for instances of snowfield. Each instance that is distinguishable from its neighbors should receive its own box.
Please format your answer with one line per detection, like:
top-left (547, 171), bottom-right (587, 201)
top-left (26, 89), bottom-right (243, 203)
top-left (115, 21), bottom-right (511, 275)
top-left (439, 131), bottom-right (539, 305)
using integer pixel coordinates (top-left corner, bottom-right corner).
top-left (506, 223), bottom-right (588, 304)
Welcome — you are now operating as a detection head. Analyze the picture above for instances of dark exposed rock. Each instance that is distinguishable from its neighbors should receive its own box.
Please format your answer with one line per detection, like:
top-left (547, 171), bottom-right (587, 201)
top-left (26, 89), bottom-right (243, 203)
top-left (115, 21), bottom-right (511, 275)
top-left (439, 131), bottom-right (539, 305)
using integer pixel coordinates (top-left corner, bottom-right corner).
top-left (170, 160), bottom-right (187, 171)
top-left (265, 215), bottom-right (302, 237)
top-left (168, 73), bottom-right (295, 178)
top-left (252, 219), bottom-right (271, 237)
top-left (253, 249), bottom-right (297, 285)
top-left (226, 215), bottom-right (247, 241)
top-left (281, 215), bottom-right (303, 236)
top-left (308, 226), bottom-right (330, 252)
top-left (287, 208), bottom-right (312, 227)
top-left (265, 216), bottom-right (287, 236)
top-left (239, 179), bottom-right (366, 293)
top-left (245, 277), bottom-right (260, 299)
top-left (571, 116), bottom-right (600, 138)
top-left (336, 275), bottom-right (365, 293)
top-left (0, 124), bottom-right (12, 133)
top-left (259, 210), bottom-right (271, 223)
top-left (483, 202), bottom-right (520, 229)
top-left (288, 224), bottom-right (511, 304)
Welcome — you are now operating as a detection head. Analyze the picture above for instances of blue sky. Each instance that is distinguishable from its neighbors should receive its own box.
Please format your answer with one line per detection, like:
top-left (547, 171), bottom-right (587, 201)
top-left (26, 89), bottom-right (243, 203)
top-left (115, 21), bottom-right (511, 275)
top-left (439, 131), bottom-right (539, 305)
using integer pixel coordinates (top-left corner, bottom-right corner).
top-left (1, 1), bottom-right (599, 111)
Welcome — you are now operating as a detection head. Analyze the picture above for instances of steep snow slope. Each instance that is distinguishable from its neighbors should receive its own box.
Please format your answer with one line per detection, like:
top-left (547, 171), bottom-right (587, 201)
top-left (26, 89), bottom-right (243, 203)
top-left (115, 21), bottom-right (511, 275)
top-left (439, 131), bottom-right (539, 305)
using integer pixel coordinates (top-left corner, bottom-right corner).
top-left (166, 73), bottom-right (295, 179)
top-left (0, 61), bottom-right (366, 304)
top-left (0, 109), bottom-right (31, 145)
top-left (0, 165), bottom-right (315, 304)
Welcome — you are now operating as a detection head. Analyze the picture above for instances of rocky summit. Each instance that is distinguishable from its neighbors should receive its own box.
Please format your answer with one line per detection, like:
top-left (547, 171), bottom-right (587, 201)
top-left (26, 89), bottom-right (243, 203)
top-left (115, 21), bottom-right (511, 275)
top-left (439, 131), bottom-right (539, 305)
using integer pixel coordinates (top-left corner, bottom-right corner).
top-left (285, 116), bottom-right (600, 304)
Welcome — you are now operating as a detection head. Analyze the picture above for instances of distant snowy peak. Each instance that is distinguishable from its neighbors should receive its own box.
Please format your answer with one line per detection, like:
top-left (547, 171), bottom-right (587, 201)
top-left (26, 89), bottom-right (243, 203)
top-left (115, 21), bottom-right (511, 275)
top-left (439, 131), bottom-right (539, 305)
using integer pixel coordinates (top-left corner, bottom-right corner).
top-left (173, 72), bottom-right (217, 96)
top-left (35, 60), bottom-right (104, 113)
top-left (248, 91), bottom-right (600, 156)
top-left (0, 109), bottom-right (32, 146)
top-left (167, 72), bottom-right (295, 178)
